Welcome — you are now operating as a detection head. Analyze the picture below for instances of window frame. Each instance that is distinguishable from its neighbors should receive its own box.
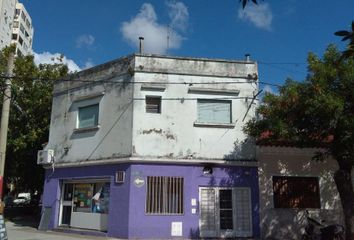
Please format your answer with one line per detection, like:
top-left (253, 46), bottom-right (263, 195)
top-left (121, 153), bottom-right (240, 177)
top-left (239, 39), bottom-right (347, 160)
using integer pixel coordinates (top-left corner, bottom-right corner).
top-left (272, 176), bottom-right (321, 209)
top-left (77, 103), bottom-right (99, 130)
top-left (195, 99), bottom-right (233, 127)
top-left (145, 176), bottom-right (184, 215)
top-left (145, 96), bottom-right (162, 114)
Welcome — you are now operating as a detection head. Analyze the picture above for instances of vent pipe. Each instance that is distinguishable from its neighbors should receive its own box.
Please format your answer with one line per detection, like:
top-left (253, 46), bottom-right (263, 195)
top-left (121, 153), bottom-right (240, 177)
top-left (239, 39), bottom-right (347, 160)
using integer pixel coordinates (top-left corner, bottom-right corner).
top-left (139, 37), bottom-right (144, 53)
top-left (245, 53), bottom-right (251, 62)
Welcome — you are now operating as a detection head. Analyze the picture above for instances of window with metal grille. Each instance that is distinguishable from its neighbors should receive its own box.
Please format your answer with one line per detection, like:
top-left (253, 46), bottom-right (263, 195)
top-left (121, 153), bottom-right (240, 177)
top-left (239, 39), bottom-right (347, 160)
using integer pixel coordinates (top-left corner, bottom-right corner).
top-left (146, 96), bottom-right (161, 113)
top-left (197, 99), bottom-right (231, 124)
top-left (146, 176), bottom-right (184, 214)
top-left (273, 176), bottom-right (320, 208)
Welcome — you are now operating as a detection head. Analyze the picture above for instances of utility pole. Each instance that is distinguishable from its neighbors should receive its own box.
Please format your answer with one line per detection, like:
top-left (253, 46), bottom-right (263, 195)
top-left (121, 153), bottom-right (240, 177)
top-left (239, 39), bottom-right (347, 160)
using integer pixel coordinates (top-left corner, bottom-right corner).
top-left (0, 51), bottom-right (15, 209)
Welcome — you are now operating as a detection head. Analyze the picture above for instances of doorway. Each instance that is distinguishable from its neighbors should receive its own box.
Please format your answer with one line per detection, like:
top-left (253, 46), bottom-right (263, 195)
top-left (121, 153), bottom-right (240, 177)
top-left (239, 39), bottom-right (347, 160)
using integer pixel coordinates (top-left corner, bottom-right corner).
top-left (199, 187), bottom-right (252, 238)
top-left (60, 183), bottom-right (73, 226)
top-left (58, 180), bottom-right (110, 231)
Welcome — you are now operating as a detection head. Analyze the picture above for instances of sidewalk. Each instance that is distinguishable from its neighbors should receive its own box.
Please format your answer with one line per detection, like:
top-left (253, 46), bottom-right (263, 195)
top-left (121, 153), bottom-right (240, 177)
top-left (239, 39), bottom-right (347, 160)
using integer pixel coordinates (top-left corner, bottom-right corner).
top-left (6, 219), bottom-right (119, 240)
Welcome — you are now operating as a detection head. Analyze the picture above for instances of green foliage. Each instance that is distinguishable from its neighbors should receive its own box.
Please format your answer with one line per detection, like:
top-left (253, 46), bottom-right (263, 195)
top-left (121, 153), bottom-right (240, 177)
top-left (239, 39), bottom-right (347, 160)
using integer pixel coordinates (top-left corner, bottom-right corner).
top-left (0, 47), bottom-right (68, 193)
top-left (244, 45), bottom-right (354, 162)
top-left (240, 0), bottom-right (258, 9)
top-left (335, 21), bottom-right (354, 59)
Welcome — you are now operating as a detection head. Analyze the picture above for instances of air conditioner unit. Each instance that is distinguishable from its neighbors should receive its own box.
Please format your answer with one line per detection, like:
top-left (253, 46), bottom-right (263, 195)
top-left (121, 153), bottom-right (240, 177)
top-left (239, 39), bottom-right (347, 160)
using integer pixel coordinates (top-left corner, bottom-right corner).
top-left (37, 149), bottom-right (54, 165)
top-left (115, 171), bottom-right (125, 183)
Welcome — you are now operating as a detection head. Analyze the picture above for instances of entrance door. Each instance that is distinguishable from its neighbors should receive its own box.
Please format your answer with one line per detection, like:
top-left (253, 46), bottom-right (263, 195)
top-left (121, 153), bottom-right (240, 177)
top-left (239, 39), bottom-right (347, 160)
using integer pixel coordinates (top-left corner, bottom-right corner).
top-left (199, 187), bottom-right (252, 238)
top-left (60, 183), bottom-right (73, 226)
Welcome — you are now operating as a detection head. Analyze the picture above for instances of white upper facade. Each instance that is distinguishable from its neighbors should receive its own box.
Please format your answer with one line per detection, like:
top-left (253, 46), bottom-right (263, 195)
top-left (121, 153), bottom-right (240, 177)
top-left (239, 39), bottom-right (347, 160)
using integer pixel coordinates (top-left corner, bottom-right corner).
top-left (0, 0), bottom-right (16, 50)
top-left (11, 2), bottom-right (33, 56)
top-left (0, 0), bottom-right (33, 55)
top-left (47, 54), bottom-right (259, 166)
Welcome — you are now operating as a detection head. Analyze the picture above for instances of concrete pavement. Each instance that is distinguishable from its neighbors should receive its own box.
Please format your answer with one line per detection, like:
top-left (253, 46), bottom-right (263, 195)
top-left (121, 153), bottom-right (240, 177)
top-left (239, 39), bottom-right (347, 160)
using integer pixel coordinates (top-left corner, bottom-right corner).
top-left (6, 219), bottom-right (119, 240)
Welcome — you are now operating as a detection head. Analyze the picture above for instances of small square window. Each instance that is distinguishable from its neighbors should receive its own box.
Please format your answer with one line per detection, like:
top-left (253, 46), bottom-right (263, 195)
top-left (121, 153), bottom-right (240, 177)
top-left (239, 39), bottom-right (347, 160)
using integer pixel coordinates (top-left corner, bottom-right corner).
top-left (146, 96), bottom-right (161, 114)
top-left (78, 104), bottom-right (99, 129)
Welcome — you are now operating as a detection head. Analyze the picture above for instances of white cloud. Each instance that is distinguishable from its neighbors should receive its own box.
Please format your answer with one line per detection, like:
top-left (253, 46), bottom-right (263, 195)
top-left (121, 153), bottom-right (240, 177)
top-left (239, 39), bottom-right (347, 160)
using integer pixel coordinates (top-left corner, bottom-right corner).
top-left (238, 3), bottom-right (273, 31)
top-left (76, 34), bottom-right (95, 48)
top-left (33, 51), bottom-right (81, 72)
top-left (83, 59), bottom-right (95, 69)
top-left (120, 3), bottom-right (188, 54)
top-left (263, 85), bottom-right (275, 94)
top-left (167, 1), bottom-right (189, 31)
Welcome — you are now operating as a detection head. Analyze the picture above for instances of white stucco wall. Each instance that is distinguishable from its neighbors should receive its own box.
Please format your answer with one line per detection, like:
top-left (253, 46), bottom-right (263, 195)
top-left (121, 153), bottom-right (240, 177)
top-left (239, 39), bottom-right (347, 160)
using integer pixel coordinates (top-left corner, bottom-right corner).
top-left (0, 0), bottom-right (16, 50)
top-left (11, 2), bottom-right (33, 55)
top-left (46, 54), bottom-right (259, 166)
top-left (47, 57), bottom-right (135, 163)
top-left (258, 146), bottom-right (343, 240)
top-left (131, 54), bottom-right (258, 161)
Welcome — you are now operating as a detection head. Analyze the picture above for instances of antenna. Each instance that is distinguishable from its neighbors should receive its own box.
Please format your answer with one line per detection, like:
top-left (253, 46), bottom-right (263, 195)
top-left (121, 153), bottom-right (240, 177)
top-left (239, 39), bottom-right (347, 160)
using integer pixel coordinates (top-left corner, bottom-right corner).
top-left (139, 37), bottom-right (144, 53)
top-left (167, 25), bottom-right (170, 54)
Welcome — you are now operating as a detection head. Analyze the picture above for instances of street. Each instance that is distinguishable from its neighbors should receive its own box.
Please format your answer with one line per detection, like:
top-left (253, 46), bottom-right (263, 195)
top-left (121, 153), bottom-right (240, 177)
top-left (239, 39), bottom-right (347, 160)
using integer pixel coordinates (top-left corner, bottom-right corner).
top-left (3, 206), bottom-right (118, 240)
top-left (6, 219), bottom-right (119, 240)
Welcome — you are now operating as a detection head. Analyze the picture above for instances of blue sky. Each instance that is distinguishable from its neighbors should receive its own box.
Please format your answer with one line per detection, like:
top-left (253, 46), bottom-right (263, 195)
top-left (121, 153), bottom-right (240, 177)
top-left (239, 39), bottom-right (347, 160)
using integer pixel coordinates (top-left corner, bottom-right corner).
top-left (22, 0), bottom-right (354, 92)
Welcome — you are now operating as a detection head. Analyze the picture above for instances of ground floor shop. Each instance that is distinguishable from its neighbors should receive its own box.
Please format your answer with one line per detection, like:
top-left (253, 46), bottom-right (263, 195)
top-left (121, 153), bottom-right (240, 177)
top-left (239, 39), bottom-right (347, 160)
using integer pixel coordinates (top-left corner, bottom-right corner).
top-left (41, 162), bottom-right (260, 239)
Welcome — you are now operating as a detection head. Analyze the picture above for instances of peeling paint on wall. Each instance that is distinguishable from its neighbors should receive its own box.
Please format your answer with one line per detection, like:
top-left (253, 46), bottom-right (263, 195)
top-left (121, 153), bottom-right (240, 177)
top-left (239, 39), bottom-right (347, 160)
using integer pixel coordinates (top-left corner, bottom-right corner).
top-left (139, 128), bottom-right (177, 141)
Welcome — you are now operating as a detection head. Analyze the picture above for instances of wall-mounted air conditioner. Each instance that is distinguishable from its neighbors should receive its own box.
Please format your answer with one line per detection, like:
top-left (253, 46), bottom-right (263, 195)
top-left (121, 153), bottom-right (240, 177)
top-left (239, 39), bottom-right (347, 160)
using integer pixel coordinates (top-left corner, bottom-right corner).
top-left (37, 149), bottom-right (54, 165)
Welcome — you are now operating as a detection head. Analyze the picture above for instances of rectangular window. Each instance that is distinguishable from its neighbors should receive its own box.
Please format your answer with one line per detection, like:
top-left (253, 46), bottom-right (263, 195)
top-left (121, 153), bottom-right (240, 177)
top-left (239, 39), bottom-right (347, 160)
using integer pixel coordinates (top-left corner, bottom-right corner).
top-left (12, 34), bottom-right (17, 40)
top-left (146, 176), bottom-right (184, 214)
top-left (18, 36), bottom-right (23, 45)
top-left (72, 182), bottom-right (110, 214)
top-left (197, 99), bottom-right (231, 124)
top-left (273, 176), bottom-right (320, 209)
top-left (78, 104), bottom-right (99, 129)
top-left (26, 19), bottom-right (30, 28)
top-left (20, 23), bottom-right (25, 33)
top-left (21, 11), bottom-right (26, 21)
top-left (146, 96), bottom-right (161, 113)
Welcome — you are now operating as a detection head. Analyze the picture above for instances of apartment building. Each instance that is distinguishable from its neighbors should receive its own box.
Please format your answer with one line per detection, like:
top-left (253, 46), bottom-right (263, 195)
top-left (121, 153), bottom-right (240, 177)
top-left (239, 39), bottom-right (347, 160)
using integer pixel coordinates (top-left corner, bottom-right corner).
top-left (39, 53), bottom-right (260, 239)
top-left (11, 2), bottom-right (33, 55)
top-left (0, 0), bottom-right (33, 55)
top-left (0, 0), bottom-right (16, 50)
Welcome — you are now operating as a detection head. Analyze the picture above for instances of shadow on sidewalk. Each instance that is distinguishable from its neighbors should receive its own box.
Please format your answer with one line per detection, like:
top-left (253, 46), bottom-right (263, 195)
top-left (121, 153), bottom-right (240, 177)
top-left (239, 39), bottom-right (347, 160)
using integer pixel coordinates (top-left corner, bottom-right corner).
top-left (4, 206), bottom-right (40, 228)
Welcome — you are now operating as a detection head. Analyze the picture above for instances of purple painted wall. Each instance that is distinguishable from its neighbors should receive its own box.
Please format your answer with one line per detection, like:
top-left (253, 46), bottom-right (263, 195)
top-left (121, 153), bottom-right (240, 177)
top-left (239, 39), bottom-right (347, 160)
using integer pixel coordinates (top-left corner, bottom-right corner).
top-left (42, 164), bottom-right (131, 238)
top-left (42, 162), bottom-right (260, 239)
top-left (128, 164), bottom-right (260, 239)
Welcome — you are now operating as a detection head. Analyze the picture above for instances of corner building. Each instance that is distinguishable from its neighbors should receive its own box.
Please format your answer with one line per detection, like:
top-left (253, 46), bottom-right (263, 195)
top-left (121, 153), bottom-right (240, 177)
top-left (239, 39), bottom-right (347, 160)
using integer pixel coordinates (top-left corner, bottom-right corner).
top-left (41, 54), bottom-right (260, 239)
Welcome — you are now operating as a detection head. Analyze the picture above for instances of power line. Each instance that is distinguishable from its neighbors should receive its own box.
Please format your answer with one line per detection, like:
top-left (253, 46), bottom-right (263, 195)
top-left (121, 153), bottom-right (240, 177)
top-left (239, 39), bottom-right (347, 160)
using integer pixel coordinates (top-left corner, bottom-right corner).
top-left (1, 74), bottom-right (284, 88)
top-left (259, 61), bottom-right (307, 75)
top-left (258, 61), bottom-right (306, 65)
top-left (133, 96), bottom-right (259, 101)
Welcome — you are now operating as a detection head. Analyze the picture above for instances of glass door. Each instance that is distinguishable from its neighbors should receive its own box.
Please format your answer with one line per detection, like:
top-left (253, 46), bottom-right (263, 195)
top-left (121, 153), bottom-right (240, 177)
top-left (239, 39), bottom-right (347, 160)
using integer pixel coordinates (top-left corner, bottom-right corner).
top-left (199, 187), bottom-right (252, 238)
top-left (219, 189), bottom-right (234, 237)
top-left (60, 183), bottom-right (73, 225)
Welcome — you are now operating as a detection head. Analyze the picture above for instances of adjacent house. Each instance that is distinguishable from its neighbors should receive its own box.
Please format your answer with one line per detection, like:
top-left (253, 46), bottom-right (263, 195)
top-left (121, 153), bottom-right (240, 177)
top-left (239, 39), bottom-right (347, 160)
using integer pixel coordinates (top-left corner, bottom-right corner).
top-left (257, 144), bottom-right (344, 239)
top-left (39, 53), bottom-right (261, 239)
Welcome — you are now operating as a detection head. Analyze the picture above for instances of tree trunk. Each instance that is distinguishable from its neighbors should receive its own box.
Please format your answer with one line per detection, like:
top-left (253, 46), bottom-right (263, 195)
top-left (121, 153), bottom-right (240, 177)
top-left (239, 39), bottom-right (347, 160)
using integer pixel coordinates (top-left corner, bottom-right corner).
top-left (334, 165), bottom-right (354, 240)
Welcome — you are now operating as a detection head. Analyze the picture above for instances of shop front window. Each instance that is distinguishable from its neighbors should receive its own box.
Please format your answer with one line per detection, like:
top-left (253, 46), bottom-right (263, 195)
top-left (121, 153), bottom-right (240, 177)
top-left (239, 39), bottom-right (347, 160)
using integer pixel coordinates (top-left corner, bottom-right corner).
top-left (73, 182), bottom-right (110, 214)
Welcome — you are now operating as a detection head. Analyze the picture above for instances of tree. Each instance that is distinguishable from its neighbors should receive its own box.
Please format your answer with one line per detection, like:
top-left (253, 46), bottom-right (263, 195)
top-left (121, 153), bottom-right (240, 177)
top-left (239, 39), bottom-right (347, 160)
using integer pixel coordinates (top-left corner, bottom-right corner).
top-left (335, 21), bottom-right (354, 59)
top-left (0, 47), bottom-right (68, 194)
top-left (244, 45), bottom-right (354, 239)
top-left (240, 0), bottom-right (258, 9)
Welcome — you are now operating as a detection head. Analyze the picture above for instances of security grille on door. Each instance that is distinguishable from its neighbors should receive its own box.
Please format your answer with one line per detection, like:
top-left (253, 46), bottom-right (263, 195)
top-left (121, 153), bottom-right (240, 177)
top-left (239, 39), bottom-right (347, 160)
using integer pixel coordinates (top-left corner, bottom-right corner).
top-left (115, 171), bottom-right (125, 183)
top-left (199, 187), bottom-right (252, 238)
